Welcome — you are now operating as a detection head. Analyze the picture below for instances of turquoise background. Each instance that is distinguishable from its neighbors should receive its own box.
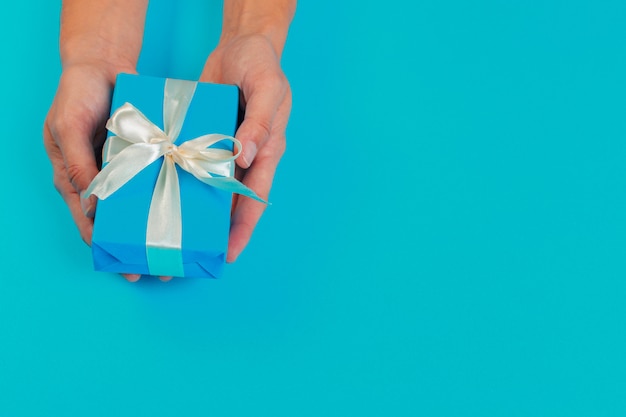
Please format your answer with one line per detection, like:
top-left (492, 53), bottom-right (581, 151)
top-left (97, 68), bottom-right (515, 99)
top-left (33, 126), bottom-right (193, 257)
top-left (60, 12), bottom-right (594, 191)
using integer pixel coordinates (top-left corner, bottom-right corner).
top-left (2, 1), bottom-right (626, 416)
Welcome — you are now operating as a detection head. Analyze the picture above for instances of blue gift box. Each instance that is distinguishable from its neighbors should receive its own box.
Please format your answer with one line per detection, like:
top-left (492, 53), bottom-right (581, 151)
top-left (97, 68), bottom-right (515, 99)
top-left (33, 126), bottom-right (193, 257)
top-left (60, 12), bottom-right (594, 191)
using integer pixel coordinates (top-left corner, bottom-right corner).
top-left (91, 73), bottom-right (240, 278)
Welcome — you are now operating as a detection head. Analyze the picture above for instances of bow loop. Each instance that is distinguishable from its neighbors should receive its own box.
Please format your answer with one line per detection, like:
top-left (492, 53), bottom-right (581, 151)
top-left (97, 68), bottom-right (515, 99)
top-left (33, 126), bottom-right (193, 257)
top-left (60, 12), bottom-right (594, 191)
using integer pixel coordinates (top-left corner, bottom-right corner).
top-left (106, 103), bottom-right (169, 145)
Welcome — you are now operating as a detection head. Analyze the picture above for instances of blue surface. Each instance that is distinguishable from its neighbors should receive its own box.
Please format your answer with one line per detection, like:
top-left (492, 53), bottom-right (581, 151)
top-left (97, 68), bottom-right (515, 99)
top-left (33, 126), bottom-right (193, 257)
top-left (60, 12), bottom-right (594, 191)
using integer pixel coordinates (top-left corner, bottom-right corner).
top-left (2, 0), bottom-right (626, 416)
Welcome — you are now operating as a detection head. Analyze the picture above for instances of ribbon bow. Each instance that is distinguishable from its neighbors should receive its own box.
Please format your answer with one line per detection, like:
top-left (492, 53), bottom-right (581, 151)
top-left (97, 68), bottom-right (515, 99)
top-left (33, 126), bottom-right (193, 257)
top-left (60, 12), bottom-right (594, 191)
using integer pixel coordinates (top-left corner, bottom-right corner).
top-left (85, 78), bottom-right (264, 277)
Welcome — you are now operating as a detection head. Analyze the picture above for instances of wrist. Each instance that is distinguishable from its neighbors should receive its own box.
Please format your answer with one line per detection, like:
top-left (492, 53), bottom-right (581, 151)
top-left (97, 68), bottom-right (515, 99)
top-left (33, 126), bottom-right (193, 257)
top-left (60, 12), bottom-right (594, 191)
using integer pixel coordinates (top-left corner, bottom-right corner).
top-left (59, 0), bottom-right (146, 83)
top-left (60, 39), bottom-right (138, 84)
top-left (219, 1), bottom-right (296, 57)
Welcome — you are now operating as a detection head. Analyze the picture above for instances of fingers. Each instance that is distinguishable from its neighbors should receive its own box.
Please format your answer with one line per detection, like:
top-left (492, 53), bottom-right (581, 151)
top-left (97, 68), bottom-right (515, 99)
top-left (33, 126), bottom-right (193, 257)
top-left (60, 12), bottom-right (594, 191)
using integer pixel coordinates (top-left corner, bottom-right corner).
top-left (43, 66), bottom-right (115, 245)
top-left (120, 274), bottom-right (173, 282)
top-left (49, 114), bottom-right (101, 197)
top-left (200, 37), bottom-right (290, 260)
top-left (45, 85), bottom-right (104, 240)
top-left (64, 184), bottom-right (94, 245)
top-left (46, 116), bottom-right (171, 283)
top-left (46, 118), bottom-right (99, 242)
top-left (227, 139), bottom-right (284, 263)
top-left (235, 72), bottom-right (288, 168)
top-left (122, 274), bottom-right (141, 282)
top-left (228, 85), bottom-right (290, 262)
top-left (44, 122), bottom-right (95, 245)
top-left (46, 101), bottom-right (101, 232)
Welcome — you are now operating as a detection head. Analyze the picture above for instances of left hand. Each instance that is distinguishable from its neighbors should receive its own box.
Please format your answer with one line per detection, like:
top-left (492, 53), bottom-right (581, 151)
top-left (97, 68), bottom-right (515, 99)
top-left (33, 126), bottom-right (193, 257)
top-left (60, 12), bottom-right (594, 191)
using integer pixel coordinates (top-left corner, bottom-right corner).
top-left (200, 33), bottom-right (291, 263)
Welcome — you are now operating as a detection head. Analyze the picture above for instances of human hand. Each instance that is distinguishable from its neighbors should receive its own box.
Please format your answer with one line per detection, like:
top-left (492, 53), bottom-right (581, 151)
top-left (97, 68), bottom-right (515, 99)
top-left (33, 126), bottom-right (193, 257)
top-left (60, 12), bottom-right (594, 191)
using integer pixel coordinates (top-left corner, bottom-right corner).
top-left (43, 63), bottom-right (168, 282)
top-left (46, 0), bottom-right (172, 282)
top-left (44, 63), bottom-right (110, 244)
top-left (200, 34), bottom-right (292, 262)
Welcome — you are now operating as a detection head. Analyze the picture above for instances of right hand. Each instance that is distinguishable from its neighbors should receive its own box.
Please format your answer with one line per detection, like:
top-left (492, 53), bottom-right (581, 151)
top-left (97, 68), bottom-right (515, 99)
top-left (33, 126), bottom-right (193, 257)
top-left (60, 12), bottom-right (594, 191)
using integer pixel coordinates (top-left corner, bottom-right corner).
top-left (43, 62), bottom-right (159, 282)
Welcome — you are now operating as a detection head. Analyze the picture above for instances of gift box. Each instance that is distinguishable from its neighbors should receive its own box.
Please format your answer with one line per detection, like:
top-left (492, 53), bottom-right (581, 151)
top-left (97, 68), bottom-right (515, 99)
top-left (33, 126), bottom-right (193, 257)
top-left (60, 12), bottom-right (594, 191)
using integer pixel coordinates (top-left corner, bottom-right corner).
top-left (89, 73), bottom-right (253, 278)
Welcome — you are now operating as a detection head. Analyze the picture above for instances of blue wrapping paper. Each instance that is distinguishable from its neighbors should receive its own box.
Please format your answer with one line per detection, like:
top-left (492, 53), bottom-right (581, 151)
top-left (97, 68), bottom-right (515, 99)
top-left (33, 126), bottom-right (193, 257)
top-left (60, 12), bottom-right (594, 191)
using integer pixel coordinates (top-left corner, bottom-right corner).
top-left (91, 73), bottom-right (240, 278)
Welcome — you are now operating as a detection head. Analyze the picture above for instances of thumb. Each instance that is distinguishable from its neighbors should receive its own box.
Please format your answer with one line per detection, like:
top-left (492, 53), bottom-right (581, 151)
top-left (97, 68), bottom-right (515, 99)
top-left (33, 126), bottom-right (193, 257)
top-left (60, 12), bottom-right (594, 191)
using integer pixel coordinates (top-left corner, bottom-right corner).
top-left (235, 76), bottom-right (287, 168)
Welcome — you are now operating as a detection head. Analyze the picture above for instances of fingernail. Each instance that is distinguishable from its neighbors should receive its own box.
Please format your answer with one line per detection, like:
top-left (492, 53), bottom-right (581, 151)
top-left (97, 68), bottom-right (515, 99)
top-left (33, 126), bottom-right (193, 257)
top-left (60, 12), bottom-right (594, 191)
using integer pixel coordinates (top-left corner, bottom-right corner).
top-left (159, 276), bottom-right (173, 282)
top-left (80, 192), bottom-right (96, 218)
top-left (226, 247), bottom-right (241, 263)
top-left (241, 142), bottom-right (257, 168)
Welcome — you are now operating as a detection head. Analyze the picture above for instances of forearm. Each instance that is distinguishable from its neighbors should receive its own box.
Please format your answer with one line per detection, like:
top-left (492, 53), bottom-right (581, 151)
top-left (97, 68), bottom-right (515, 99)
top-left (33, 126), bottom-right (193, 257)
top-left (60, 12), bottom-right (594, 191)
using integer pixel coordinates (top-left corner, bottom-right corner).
top-left (60, 0), bottom-right (148, 79)
top-left (220, 0), bottom-right (296, 58)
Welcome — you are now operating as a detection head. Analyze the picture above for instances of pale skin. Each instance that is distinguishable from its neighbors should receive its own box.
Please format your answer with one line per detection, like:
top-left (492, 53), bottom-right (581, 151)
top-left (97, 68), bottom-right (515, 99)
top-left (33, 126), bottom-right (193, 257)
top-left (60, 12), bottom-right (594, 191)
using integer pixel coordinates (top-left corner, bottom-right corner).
top-left (43, 0), bottom-right (295, 282)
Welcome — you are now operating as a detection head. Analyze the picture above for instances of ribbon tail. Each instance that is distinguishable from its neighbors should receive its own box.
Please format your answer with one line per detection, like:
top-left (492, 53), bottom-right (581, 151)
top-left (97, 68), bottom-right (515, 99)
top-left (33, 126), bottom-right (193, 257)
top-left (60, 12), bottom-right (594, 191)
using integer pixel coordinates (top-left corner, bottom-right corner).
top-left (177, 155), bottom-right (267, 203)
top-left (196, 176), bottom-right (268, 204)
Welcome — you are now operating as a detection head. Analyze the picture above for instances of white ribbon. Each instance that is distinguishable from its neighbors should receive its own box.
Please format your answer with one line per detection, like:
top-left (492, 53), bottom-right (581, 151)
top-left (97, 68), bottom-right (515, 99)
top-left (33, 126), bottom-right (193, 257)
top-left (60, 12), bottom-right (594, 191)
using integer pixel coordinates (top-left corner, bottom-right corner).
top-left (86, 79), bottom-right (264, 276)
